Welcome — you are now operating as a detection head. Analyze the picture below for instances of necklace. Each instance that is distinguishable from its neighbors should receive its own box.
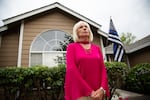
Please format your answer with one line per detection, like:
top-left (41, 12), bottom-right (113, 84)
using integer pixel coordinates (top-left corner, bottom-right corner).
top-left (77, 41), bottom-right (90, 44)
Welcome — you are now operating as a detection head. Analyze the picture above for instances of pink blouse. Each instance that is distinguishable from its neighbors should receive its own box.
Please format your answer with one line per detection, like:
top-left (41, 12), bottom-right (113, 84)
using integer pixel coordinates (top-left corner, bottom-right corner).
top-left (64, 43), bottom-right (110, 100)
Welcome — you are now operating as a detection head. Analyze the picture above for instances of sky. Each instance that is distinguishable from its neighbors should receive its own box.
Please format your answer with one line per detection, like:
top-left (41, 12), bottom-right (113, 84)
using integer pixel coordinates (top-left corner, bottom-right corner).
top-left (0, 0), bottom-right (150, 41)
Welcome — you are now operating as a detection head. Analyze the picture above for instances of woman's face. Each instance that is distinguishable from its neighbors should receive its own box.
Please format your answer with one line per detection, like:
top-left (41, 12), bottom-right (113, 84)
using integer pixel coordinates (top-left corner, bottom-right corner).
top-left (77, 22), bottom-right (90, 38)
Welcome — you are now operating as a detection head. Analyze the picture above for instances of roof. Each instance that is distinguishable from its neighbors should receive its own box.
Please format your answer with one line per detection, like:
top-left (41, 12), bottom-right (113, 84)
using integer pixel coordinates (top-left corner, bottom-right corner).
top-left (0, 2), bottom-right (107, 37)
top-left (105, 35), bottom-right (150, 54)
top-left (0, 26), bottom-right (8, 32)
top-left (125, 35), bottom-right (150, 53)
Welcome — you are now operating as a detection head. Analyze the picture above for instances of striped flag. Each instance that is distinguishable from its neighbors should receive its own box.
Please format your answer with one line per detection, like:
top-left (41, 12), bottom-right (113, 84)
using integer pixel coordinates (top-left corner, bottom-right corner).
top-left (108, 18), bottom-right (124, 62)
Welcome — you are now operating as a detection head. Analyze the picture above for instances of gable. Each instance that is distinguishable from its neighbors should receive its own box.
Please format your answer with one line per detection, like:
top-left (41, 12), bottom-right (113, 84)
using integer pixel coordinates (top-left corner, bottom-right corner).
top-left (24, 9), bottom-right (77, 34)
top-left (0, 2), bottom-right (108, 67)
top-left (3, 2), bottom-right (101, 28)
top-left (1, 2), bottom-right (107, 38)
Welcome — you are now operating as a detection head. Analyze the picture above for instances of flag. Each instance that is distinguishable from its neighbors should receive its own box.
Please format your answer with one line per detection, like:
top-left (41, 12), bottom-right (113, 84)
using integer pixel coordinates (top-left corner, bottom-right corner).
top-left (108, 18), bottom-right (124, 62)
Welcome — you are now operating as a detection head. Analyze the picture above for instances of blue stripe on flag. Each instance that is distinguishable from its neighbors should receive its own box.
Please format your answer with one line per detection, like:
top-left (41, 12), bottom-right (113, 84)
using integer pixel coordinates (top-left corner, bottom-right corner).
top-left (108, 18), bottom-right (124, 62)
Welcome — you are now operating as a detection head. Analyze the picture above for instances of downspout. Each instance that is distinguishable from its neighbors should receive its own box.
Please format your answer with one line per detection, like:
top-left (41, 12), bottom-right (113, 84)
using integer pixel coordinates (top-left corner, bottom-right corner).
top-left (100, 36), bottom-right (106, 62)
top-left (17, 21), bottom-right (24, 67)
top-left (126, 54), bottom-right (130, 69)
top-left (0, 35), bottom-right (1, 47)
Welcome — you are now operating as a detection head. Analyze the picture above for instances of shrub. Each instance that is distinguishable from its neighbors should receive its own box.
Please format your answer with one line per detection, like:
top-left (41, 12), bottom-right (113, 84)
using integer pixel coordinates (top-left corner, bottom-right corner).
top-left (105, 62), bottom-right (128, 99)
top-left (0, 65), bottom-right (66, 100)
top-left (0, 62), bottom-right (130, 100)
top-left (125, 63), bottom-right (150, 94)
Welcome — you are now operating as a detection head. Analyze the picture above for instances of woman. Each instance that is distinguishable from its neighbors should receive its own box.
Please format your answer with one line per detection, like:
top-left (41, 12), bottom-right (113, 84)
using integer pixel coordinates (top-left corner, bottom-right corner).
top-left (64, 21), bottom-right (110, 100)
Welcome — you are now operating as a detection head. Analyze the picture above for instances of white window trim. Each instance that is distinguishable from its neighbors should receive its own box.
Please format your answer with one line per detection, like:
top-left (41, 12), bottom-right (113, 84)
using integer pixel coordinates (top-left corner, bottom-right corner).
top-left (29, 30), bottom-right (70, 67)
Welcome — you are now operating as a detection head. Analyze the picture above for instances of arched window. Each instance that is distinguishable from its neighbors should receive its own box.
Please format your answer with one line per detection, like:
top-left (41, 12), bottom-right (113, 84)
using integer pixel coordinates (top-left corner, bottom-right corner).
top-left (30, 30), bottom-right (72, 67)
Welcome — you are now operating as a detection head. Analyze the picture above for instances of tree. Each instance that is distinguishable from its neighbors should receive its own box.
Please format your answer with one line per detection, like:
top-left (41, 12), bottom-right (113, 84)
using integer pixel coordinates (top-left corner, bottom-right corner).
top-left (120, 32), bottom-right (136, 45)
top-left (54, 35), bottom-right (73, 65)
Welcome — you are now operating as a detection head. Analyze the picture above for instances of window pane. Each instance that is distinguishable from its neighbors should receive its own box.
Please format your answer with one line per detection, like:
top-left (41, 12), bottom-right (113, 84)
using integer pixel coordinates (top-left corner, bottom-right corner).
top-left (44, 40), bottom-right (56, 51)
top-left (57, 31), bottom-right (66, 41)
top-left (31, 37), bottom-right (46, 51)
top-left (43, 52), bottom-right (64, 67)
top-left (31, 53), bottom-right (42, 66)
top-left (52, 45), bottom-right (62, 51)
top-left (40, 30), bottom-right (55, 41)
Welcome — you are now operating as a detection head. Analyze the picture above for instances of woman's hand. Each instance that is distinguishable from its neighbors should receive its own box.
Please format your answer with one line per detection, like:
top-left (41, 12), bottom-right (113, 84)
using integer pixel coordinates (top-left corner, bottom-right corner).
top-left (90, 88), bottom-right (104, 100)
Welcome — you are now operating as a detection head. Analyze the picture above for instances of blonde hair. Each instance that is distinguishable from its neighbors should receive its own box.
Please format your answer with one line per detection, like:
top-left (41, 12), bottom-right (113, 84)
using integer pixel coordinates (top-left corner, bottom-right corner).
top-left (72, 21), bottom-right (93, 42)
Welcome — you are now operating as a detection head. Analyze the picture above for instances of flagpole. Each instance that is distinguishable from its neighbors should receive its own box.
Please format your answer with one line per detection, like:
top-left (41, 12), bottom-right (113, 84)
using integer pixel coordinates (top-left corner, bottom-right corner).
top-left (108, 17), bottom-right (125, 62)
top-left (106, 16), bottom-right (112, 46)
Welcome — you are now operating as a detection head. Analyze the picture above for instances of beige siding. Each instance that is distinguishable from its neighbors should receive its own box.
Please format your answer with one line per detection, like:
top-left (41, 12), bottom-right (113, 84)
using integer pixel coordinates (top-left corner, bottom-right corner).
top-left (0, 10), bottom-right (103, 67)
top-left (0, 27), bottom-right (19, 67)
top-left (21, 11), bottom-right (77, 66)
top-left (129, 47), bottom-right (150, 67)
top-left (93, 33), bottom-right (101, 46)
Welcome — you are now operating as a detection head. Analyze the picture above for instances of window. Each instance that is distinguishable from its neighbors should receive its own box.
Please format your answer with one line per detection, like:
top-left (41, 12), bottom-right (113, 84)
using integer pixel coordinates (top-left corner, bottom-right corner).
top-left (30, 30), bottom-right (72, 67)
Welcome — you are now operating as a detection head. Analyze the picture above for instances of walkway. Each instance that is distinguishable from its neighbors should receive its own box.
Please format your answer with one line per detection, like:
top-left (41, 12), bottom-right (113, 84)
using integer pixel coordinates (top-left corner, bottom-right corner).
top-left (111, 89), bottom-right (150, 100)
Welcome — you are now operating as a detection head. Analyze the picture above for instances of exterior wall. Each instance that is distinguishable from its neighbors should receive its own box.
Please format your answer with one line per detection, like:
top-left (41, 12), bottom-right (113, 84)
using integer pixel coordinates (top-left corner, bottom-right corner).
top-left (105, 55), bottom-right (112, 61)
top-left (93, 30), bottom-right (101, 46)
top-left (21, 11), bottom-right (77, 66)
top-left (0, 26), bottom-right (19, 67)
top-left (0, 10), bottom-right (103, 67)
top-left (106, 46), bottom-right (150, 67)
top-left (128, 46), bottom-right (150, 67)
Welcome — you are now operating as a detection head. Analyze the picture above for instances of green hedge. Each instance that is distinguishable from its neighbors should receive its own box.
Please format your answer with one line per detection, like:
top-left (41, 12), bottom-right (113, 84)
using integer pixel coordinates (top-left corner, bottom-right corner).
top-left (125, 63), bottom-right (150, 94)
top-left (105, 62), bottom-right (128, 99)
top-left (105, 62), bottom-right (128, 88)
top-left (0, 65), bottom-right (65, 100)
top-left (0, 62), bottom-right (149, 99)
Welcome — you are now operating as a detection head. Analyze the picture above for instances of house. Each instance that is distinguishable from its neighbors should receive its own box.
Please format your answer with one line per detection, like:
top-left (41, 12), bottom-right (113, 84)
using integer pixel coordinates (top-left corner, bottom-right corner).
top-left (105, 35), bottom-right (150, 67)
top-left (0, 2), bottom-right (108, 67)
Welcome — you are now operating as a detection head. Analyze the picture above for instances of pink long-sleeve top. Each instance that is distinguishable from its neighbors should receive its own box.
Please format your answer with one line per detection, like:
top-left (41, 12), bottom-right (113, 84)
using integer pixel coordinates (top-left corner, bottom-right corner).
top-left (64, 42), bottom-right (110, 100)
